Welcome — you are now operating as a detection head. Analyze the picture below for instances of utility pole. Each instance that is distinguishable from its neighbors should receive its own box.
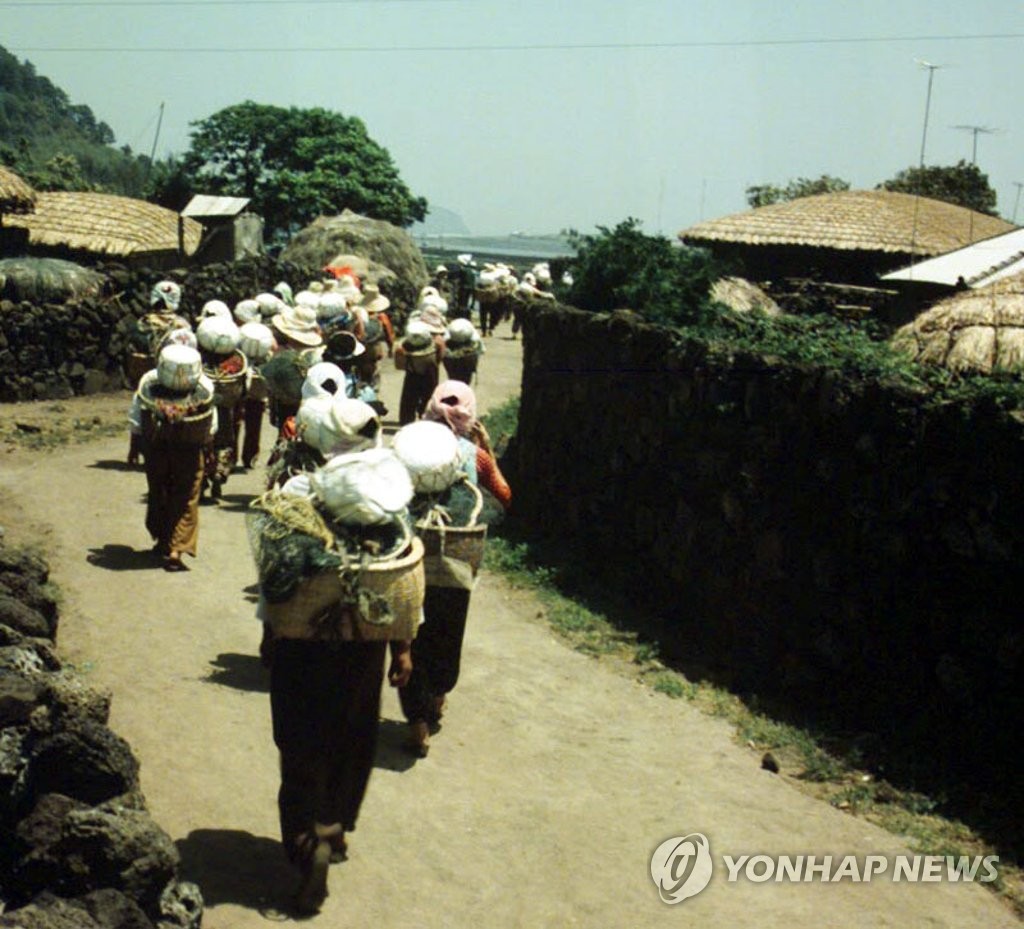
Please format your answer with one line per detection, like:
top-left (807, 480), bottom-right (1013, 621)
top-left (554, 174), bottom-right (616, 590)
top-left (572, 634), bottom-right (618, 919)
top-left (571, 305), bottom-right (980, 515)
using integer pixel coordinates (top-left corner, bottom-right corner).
top-left (1013, 182), bottom-right (1023, 225)
top-left (910, 60), bottom-right (943, 260)
top-left (954, 124), bottom-right (999, 165)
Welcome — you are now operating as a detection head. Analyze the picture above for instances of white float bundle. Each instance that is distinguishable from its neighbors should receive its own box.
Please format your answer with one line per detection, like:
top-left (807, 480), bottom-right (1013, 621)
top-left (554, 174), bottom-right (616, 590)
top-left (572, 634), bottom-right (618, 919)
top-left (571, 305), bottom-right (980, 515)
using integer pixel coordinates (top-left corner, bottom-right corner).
top-left (197, 316), bottom-right (248, 406)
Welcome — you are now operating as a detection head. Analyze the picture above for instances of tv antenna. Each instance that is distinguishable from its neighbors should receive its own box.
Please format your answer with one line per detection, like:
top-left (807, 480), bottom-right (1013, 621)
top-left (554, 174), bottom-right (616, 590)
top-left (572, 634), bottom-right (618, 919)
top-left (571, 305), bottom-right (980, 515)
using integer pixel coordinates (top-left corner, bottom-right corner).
top-left (953, 124), bottom-right (999, 165)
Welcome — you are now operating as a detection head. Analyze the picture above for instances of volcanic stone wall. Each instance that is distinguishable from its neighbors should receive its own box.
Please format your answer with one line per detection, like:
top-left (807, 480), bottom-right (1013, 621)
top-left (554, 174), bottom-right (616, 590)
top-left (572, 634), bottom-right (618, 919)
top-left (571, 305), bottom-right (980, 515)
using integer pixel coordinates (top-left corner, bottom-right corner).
top-left (515, 305), bottom-right (1024, 789)
top-left (0, 257), bottom-right (319, 403)
top-left (0, 538), bottom-right (202, 927)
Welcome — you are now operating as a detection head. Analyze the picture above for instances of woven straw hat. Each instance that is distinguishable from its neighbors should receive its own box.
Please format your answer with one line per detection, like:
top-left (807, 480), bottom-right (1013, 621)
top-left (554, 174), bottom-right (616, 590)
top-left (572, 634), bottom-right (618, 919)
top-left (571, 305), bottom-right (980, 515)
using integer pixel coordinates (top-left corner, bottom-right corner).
top-left (359, 283), bottom-right (390, 314)
top-left (272, 305), bottom-right (323, 347)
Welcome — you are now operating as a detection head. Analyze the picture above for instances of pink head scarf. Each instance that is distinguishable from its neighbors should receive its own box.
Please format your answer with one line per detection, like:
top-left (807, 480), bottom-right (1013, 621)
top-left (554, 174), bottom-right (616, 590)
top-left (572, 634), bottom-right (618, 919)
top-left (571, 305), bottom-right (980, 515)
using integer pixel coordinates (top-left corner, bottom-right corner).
top-left (425, 380), bottom-right (476, 437)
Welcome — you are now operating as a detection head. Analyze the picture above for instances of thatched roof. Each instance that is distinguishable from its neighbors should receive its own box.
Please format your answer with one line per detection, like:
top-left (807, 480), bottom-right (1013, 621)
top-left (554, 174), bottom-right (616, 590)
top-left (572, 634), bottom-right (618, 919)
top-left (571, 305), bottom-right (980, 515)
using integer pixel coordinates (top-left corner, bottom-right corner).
top-left (681, 190), bottom-right (1013, 258)
top-left (890, 271), bottom-right (1024, 373)
top-left (0, 166), bottom-right (36, 215)
top-left (710, 276), bottom-right (782, 316)
top-left (5, 191), bottom-right (201, 257)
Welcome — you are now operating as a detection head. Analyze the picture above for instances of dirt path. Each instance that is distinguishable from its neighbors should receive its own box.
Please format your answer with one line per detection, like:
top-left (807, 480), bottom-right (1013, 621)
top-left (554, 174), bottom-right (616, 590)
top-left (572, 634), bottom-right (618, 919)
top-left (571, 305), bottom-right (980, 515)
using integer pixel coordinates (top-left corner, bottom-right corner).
top-left (0, 329), bottom-right (1018, 927)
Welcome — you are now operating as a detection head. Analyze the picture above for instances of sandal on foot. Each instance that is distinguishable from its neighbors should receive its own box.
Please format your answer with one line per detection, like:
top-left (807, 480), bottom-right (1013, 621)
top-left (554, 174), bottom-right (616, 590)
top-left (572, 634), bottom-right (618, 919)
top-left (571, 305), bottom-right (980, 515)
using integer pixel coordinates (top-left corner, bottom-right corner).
top-left (163, 555), bottom-right (189, 572)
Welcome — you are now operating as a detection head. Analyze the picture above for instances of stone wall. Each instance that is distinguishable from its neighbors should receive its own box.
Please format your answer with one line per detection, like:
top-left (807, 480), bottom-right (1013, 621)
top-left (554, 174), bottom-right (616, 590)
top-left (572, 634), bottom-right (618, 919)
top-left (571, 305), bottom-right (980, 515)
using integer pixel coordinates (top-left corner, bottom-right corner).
top-left (0, 537), bottom-right (202, 927)
top-left (0, 257), bottom-right (318, 403)
top-left (515, 305), bottom-right (1024, 792)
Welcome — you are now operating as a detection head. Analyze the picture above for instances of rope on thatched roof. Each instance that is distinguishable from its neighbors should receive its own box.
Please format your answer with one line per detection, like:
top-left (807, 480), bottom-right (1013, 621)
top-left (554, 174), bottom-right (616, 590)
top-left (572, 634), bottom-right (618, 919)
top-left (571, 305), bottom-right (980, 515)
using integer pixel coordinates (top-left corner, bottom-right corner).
top-left (0, 165), bottom-right (37, 215)
top-left (5, 191), bottom-right (202, 256)
top-left (680, 190), bottom-right (1013, 258)
top-left (889, 269), bottom-right (1024, 373)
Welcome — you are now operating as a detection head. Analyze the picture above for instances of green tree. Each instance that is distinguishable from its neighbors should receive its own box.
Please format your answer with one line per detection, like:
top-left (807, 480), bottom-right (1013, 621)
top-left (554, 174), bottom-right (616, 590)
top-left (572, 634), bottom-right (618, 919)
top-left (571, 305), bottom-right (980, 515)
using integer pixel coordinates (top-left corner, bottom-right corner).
top-left (175, 101), bottom-right (427, 238)
top-left (877, 160), bottom-right (998, 215)
top-left (746, 175), bottom-right (850, 208)
top-left (564, 218), bottom-right (720, 327)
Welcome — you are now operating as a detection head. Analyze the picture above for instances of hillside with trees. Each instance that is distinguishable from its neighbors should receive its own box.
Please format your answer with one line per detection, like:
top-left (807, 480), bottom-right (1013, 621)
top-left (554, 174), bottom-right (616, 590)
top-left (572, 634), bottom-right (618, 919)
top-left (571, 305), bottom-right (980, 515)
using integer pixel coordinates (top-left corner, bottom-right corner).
top-left (0, 44), bottom-right (153, 195)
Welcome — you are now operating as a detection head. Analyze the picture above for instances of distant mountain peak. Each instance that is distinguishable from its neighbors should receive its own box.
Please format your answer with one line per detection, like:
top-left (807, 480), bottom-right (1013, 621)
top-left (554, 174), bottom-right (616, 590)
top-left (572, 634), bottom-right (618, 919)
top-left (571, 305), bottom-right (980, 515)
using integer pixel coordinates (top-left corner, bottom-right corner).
top-left (410, 205), bottom-right (471, 236)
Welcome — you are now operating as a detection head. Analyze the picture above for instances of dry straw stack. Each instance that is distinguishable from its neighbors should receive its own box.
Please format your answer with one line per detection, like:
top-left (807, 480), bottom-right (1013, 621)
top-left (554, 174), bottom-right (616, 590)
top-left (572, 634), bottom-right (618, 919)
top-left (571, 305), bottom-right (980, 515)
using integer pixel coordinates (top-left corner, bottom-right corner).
top-left (0, 165), bottom-right (37, 215)
top-left (681, 190), bottom-right (1013, 257)
top-left (890, 271), bottom-right (1024, 373)
top-left (5, 191), bottom-right (202, 258)
top-left (710, 276), bottom-right (783, 316)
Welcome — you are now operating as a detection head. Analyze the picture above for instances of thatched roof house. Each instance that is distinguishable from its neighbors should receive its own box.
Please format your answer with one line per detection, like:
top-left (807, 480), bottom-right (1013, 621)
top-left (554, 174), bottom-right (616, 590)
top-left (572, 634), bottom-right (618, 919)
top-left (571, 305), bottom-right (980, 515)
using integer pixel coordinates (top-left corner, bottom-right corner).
top-left (680, 190), bottom-right (1014, 286)
top-left (0, 166), bottom-right (36, 215)
top-left (889, 271), bottom-right (1024, 374)
top-left (5, 191), bottom-right (202, 267)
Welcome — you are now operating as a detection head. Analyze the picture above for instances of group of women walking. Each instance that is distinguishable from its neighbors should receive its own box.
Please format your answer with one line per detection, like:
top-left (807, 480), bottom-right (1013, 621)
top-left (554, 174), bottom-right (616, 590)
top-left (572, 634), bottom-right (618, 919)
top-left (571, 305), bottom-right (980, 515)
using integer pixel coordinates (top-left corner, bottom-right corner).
top-left (125, 272), bottom-right (510, 913)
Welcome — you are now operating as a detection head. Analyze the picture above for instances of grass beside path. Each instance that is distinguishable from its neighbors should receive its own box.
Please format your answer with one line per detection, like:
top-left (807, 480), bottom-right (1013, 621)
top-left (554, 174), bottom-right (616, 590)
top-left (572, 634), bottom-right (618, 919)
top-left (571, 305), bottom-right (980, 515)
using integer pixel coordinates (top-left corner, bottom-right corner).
top-left (480, 397), bottom-right (1023, 919)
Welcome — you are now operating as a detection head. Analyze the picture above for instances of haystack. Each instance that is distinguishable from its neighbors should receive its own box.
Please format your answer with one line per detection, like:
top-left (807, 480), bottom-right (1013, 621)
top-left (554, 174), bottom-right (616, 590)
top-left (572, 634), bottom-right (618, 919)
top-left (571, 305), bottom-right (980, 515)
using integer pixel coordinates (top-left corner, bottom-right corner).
top-left (0, 257), bottom-right (105, 304)
top-left (325, 252), bottom-right (399, 291)
top-left (0, 166), bottom-right (36, 215)
top-left (281, 209), bottom-right (428, 311)
top-left (890, 271), bottom-right (1024, 374)
top-left (710, 276), bottom-right (782, 317)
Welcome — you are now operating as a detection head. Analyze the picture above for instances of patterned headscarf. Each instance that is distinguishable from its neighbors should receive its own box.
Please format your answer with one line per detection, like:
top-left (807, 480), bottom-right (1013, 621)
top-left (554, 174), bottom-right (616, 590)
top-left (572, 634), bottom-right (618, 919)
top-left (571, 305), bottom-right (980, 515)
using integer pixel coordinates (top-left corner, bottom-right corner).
top-left (424, 379), bottom-right (476, 437)
top-left (150, 280), bottom-right (182, 312)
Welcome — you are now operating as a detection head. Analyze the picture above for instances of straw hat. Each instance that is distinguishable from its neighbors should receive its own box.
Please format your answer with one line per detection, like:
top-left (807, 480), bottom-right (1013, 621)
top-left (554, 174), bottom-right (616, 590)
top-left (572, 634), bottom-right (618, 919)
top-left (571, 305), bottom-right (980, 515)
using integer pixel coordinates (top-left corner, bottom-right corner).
top-left (360, 283), bottom-right (390, 314)
top-left (150, 280), bottom-right (182, 311)
top-left (272, 304), bottom-right (323, 347)
top-left (196, 316), bottom-right (241, 354)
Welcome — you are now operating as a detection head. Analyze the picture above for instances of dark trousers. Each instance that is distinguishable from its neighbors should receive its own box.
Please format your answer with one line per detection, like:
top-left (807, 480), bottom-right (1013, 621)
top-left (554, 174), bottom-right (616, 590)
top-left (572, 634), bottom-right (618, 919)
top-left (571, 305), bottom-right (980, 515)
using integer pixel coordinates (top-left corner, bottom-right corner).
top-left (236, 397), bottom-right (265, 468)
top-left (398, 368), bottom-right (439, 425)
top-left (270, 639), bottom-right (386, 860)
top-left (398, 587), bottom-right (471, 723)
top-left (143, 444), bottom-right (204, 556)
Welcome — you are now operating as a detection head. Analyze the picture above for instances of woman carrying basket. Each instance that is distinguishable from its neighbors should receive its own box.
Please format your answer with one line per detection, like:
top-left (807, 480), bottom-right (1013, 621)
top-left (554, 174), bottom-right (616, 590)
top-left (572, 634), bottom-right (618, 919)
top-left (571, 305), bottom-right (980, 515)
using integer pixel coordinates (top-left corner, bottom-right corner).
top-left (393, 380), bottom-right (510, 756)
top-left (128, 344), bottom-right (217, 571)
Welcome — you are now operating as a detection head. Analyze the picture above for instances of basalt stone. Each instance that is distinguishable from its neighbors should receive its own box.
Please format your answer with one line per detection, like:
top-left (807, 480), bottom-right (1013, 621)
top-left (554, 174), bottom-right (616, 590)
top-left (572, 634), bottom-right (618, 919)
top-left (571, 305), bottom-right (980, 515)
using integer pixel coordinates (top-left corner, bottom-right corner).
top-left (42, 672), bottom-right (111, 728)
top-left (0, 596), bottom-right (53, 640)
top-left (0, 626), bottom-right (62, 671)
top-left (155, 881), bottom-right (203, 929)
top-left (0, 573), bottom-right (58, 624)
top-left (28, 719), bottom-right (139, 806)
top-left (0, 892), bottom-right (107, 929)
top-left (0, 549), bottom-right (49, 585)
top-left (75, 888), bottom-right (156, 929)
top-left (0, 726), bottom-right (31, 818)
top-left (54, 804), bottom-right (179, 914)
top-left (0, 668), bottom-right (43, 727)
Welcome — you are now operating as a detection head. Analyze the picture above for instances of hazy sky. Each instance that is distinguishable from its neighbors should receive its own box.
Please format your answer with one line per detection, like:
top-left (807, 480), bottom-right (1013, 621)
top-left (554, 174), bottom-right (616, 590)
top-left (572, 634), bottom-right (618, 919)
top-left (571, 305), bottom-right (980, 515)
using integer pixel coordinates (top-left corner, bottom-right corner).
top-left (4, 0), bottom-right (1024, 235)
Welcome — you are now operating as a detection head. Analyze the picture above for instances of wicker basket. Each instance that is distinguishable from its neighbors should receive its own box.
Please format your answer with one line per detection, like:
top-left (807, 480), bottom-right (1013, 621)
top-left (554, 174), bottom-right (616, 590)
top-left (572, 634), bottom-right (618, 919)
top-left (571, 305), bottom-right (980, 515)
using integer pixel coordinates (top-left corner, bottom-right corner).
top-left (138, 377), bottom-right (215, 448)
top-left (125, 352), bottom-right (151, 388)
top-left (208, 351), bottom-right (249, 407)
top-left (263, 537), bottom-right (425, 641)
top-left (404, 347), bottom-right (437, 376)
top-left (417, 481), bottom-right (487, 589)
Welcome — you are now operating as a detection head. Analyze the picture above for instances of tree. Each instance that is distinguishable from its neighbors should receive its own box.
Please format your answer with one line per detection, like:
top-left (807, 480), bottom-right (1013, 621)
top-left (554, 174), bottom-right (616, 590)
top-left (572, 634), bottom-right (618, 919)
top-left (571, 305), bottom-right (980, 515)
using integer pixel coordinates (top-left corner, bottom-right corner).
top-left (564, 218), bottom-right (720, 328)
top-left (746, 175), bottom-right (850, 208)
top-left (877, 160), bottom-right (998, 216)
top-left (175, 101), bottom-right (428, 239)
